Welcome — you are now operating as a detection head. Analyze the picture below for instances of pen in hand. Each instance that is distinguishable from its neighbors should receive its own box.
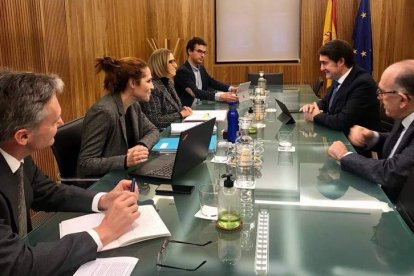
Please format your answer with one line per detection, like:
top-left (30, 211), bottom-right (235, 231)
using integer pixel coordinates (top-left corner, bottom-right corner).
top-left (130, 178), bottom-right (136, 193)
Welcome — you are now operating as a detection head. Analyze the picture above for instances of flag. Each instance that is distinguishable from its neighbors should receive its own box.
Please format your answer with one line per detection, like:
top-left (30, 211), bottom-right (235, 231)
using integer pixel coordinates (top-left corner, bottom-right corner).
top-left (352, 0), bottom-right (373, 74)
top-left (322, 0), bottom-right (337, 87)
top-left (322, 0), bottom-right (337, 45)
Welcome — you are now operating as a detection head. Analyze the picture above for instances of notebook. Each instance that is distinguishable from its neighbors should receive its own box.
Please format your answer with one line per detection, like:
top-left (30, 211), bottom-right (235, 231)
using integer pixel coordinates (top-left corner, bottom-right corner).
top-left (59, 205), bottom-right (170, 251)
top-left (170, 122), bottom-right (217, 135)
top-left (133, 118), bottom-right (216, 180)
top-left (276, 99), bottom-right (296, 124)
top-left (152, 135), bottom-right (217, 153)
top-left (183, 110), bottom-right (227, 122)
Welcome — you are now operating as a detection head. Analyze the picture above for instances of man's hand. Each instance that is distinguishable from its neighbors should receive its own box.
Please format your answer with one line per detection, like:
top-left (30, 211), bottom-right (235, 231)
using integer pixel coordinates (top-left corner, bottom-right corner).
top-left (299, 103), bottom-right (316, 113)
top-left (126, 145), bottom-right (149, 167)
top-left (328, 141), bottom-right (349, 160)
top-left (218, 92), bottom-right (239, 102)
top-left (348, 125), bottom-right (375, 148)
top-left (98, 179), bottom-right (139, 211)
top-left (179, 106), bottom-right (193, 118)
top-left (94, 192), bottom-right (140, 246)
top-left (301, 102), bottom-right (321, 122)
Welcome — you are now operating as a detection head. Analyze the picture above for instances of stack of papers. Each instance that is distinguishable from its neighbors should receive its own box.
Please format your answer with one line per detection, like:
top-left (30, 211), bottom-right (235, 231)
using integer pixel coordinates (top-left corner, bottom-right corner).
top-left (183, 110), bottom-right (227, 122)
top-left (170, 122), bottom-right (217, 135)
top-left (60, 205), bottom-right (170, 251)
top-left (152, 135), bottom-right (217, 153)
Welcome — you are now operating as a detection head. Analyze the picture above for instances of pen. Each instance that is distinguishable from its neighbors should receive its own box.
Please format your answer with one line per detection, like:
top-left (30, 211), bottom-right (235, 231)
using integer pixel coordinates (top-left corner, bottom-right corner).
top-left (131, 178), bottom-right (136, 193)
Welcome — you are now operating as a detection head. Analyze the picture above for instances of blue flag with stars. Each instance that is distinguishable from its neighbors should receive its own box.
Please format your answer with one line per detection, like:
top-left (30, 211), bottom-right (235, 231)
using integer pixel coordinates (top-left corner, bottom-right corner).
top-left (352, 0), bottom-right (373, 74)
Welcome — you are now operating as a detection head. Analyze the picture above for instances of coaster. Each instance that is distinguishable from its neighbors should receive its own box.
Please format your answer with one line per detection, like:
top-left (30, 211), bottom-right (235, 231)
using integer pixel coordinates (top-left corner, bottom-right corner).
top-left (195, 207), bottom-right (218, 221)
top-left (278, 146), bottom-right (295, 152)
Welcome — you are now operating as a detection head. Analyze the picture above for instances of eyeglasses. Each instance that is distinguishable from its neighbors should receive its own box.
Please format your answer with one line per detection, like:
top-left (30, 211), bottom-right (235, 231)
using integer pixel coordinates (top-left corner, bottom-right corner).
top-left (376, 88), bottom-right (398, 98)
top-left (156, 239), bottom-right (212, 271)
top-left (168, 59), bottom-right (176, 64)
top-left (194, 49), bottom-right (208, 55)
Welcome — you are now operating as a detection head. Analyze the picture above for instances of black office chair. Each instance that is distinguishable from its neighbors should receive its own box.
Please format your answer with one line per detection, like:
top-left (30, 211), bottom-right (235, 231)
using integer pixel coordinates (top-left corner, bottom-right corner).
top-left (248, 72), bottom-right (283, 86)
top-left (396, 170), bottom-right (414, 233)
top-left (312, 77), bottom-right (324, 99)
top-left (51, 116), bottom-right (99, 188)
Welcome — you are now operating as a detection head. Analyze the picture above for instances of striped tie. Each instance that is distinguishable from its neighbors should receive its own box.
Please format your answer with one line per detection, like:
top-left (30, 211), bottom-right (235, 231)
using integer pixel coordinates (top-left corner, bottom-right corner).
top-left (16, 163), bottom-right (27, 237)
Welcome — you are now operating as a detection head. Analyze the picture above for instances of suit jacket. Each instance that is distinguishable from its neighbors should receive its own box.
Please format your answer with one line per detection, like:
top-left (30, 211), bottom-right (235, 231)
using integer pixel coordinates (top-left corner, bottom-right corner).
top-left (140, 78), bottom-right (183, 129)
top-left (175, 60), bottom-right (230, 107)
top-left (315, 65), bottom-right (380, 135)
top-left (341, 121), bottom-right (414, 201)
top-left (78, 93), bottom-right (160, 177)
top-left (0, 155), bottom-right (98, 275)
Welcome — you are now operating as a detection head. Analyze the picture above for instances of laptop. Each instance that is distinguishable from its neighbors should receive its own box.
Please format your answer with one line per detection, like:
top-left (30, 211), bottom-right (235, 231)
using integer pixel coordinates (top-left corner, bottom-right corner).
top-left (275, 99), bottom-right (296, 124)
top-left (133, 118), bottom-right (216, 180)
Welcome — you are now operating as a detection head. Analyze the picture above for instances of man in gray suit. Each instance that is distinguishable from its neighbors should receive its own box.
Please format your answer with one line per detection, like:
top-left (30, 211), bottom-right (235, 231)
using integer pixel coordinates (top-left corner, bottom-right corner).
top-left (0, 71), bottom-right (140, 275)
top-left (328, 60), bottom-right (414, 201)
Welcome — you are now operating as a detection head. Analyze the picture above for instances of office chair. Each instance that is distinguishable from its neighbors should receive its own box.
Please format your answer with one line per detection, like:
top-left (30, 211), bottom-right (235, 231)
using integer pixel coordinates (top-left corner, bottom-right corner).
top-left (312, 77), bottom-right (324, 99)
top-left (396, 170), bottom-right (414, 233)
top-left (51, 116), bottom-right (99, 188)
top-left (248, 72), bottom-right (283, 86)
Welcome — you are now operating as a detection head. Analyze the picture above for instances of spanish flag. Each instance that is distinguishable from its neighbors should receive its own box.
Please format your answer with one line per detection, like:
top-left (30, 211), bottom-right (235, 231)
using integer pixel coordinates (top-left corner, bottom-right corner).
top-left (322, 0), bottom-right (337, 87)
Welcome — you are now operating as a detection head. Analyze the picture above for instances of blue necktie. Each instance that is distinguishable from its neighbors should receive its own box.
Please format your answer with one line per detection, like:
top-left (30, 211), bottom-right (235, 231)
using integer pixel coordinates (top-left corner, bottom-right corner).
top-left (328, 80), bottom-right (340, 111)
top-left (16, 163), bottom-right (27, 236)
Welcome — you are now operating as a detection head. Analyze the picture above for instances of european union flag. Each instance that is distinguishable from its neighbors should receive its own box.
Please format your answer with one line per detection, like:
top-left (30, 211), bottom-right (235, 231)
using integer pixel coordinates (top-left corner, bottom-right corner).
top-left (352, 0), bottom-right (373, 74)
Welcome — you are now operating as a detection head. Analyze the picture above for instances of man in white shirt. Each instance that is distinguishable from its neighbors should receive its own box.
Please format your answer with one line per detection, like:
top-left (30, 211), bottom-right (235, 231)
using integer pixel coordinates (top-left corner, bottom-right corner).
top-left (328, 60), bottom-right (414, 201)
top-left (0, 70), bottom-right (140, 275)
top-left (175, 37), bottom-right (239, 107)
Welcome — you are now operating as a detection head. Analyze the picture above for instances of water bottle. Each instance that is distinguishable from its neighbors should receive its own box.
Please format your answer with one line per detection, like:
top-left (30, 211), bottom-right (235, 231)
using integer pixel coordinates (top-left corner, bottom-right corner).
top-left (217, 174), bottom-right (241, 231)
top-left (227, 101), bottom-right (239, 143)
top-left (258, 71), bottom-right (267, 90)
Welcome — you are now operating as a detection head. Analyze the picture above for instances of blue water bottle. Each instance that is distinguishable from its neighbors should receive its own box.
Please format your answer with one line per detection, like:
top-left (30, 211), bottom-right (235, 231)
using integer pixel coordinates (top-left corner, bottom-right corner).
top-left (227, 101), bottom-right (239, 143)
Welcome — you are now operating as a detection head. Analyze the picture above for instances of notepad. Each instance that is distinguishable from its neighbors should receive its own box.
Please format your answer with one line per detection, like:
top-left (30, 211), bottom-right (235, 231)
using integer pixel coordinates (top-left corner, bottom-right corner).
top-left (153, 135), bottom-right (217, 153)
top-left (183, 110), bottom-right (227, 122)
top-left (59, 205), bottom-right (170, 251)
top-left (170, 122), bottom-right (217, 135)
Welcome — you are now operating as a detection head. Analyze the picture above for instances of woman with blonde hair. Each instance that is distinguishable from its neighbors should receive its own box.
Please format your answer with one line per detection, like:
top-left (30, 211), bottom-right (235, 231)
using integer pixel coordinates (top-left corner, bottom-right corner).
top-left (140, 48), bottom-right (192, 128)
top-left (78, 56), bottom-right (159, 177)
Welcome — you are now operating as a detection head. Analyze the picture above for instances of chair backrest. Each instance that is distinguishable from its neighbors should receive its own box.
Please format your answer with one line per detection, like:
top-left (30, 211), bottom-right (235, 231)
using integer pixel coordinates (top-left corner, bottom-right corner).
top-left (396, 170), bottom-right (414, 233)
top-left (312, 77), bottom-right (324, 98)
top-left (248, 73), bottom-right (283, 86)
top-left (51, 116), bottom-right (84, 179)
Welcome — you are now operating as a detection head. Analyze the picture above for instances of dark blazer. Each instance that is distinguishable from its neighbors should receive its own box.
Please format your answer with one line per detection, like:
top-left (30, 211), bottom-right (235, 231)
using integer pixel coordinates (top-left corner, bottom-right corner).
top-left (140, 78), bottom-right (182, 129)
top-left (315, 65), bottom-right (380, 135)
top-left (0, 155), bottom-right (98, 275)
top-left (175, 60), bottom-right (230, 107)
top-left (78, 93), bottom-right (160, 178)
top-left (340, 120), bottom-right (414, 201)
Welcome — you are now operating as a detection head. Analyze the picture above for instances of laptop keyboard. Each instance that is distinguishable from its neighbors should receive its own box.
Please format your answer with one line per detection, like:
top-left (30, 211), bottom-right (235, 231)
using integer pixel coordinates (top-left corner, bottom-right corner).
top-left (147, 162), bottom-right (173, 177)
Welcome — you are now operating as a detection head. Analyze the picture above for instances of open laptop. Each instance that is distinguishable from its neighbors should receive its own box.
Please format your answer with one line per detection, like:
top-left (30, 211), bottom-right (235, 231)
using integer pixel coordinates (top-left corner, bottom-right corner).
top-left (276, 99), bottom-right (296, 124)
top-left (133, 118), bottom-right (216, 180)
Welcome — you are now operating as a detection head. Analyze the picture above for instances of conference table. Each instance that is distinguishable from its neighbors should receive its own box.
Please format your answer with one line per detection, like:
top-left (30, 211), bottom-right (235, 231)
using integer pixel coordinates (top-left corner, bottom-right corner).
top-left (25, 85), bottom-right (414, 275)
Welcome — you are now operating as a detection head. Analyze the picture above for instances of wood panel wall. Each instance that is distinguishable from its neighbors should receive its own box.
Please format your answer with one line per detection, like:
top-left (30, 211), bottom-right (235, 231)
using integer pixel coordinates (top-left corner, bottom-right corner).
top-left (1, 0), bottom-right (413, 180)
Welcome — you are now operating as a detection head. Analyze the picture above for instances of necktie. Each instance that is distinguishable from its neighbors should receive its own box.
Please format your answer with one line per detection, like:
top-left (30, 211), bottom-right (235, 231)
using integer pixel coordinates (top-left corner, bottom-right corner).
top-left (16, 163), bottom-right (27, 237)
top-left (383, 123), bottom-right (404, 158)
top-left (328, 80), bottom-right (340, 111)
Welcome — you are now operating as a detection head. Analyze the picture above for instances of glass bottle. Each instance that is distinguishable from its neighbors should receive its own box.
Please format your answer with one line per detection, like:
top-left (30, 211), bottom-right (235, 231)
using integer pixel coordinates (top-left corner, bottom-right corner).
top-left (246, 107), bottom-right (257, 134)
top-left (235, 118), bottom-right (255, 189)
top-left (217, 174), bottom-right (241, 231)
top-left (258, 71), bottom-right (267, 90)
top-left (227, 101), bottom-right (239, 143)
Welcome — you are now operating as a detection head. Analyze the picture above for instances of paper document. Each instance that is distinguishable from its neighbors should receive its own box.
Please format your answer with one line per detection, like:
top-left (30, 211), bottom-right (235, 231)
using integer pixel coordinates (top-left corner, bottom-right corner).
top-left (171, 122), bottom-right (217, 135)
top-left (183, 110), bottom-right (227, 122)
top-left (74, 257), bottom-right (138, 276)
top-left (60, 205), bottom-right (170, 251)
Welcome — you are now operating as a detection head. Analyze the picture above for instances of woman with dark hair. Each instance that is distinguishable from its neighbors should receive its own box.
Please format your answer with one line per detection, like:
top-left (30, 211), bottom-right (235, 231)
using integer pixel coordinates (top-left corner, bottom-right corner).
top-left (140, 48), bottom-right (192, 129)
top-left (78, 56), bottom-right (159, 177)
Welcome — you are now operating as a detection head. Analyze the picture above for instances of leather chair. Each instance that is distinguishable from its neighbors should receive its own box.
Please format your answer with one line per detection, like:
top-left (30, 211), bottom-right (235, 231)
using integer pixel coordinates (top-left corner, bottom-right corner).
top-left (396, 170), bottom-right (414, 233)
top-left (51, 116), bottom-right (99, 188)
top-left (248, 72), bottom-right (283, 86)
top-left (312, 77), bottom-right (324, 99)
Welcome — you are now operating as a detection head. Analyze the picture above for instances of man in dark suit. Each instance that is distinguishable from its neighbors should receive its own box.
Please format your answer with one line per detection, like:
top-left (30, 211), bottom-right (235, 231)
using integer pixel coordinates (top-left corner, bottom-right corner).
top-left (328, 60), bottom-right (414, 202)
top-left (300, 39), bottom-right (380, 136)
top-left (0, 71), bottom-right (140, 275)
top-left (175, 37), bottom-right (239, 107)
